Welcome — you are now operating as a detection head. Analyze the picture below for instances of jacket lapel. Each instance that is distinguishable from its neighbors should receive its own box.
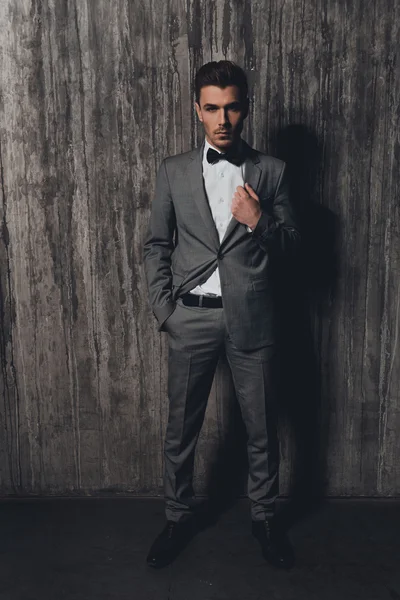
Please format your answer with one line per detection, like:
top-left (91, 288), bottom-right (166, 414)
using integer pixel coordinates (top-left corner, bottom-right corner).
top-left (187, 138), bottom-right (262, 251)
top-left (187, 139), bottom-right (220, 250)
top-left (221, 141), bottom-right (262, 247)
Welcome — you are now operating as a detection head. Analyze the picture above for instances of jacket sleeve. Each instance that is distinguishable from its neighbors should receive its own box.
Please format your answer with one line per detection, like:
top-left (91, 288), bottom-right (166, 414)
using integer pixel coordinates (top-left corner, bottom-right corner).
top-left (251, 162), bottom-right (300, 255)
top-left (142, 158), bottom-right (177, 331)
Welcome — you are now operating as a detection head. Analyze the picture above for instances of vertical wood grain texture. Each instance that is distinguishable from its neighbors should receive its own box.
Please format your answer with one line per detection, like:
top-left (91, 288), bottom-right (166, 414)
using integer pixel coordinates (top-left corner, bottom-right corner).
top-left (0, 0), bottom-right (399, 496)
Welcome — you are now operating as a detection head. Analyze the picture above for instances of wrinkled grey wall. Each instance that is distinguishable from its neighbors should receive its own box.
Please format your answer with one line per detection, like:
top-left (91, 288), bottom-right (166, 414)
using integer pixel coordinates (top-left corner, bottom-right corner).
top-left (0, 0), bottom-right (399, 497)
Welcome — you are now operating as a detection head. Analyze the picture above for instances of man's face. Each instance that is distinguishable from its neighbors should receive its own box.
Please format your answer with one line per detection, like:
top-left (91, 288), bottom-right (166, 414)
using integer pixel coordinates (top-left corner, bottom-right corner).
top-left (195, 85), bottom-right (248, 151)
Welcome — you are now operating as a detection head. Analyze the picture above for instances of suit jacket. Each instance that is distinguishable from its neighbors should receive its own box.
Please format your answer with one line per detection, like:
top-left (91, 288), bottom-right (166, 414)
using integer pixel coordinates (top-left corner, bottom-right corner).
top-left (143, 138), bottom-right (300, 350)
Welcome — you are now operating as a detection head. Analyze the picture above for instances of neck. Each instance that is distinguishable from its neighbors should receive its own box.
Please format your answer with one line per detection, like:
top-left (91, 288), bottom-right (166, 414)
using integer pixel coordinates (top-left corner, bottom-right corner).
top-left (206, 135), bottom-right (242, 153)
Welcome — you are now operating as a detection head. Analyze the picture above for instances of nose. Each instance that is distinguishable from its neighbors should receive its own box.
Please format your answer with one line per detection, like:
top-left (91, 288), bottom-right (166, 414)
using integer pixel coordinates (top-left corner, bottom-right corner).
top-left (218, 109), bottom-right (230, 127)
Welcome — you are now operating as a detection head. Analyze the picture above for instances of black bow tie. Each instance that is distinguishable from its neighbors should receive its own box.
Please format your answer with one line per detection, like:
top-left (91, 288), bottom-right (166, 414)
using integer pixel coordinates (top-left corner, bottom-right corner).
top-left (206, 146), bottom-right (245, 166)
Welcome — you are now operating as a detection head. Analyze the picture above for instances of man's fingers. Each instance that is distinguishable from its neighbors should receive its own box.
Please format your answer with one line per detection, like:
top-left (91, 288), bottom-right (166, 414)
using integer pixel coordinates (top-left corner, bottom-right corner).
top-left (234, 184), bottom-right (259, 204)
top-left (245, 182), bottom-right (259, 202)
top-left (234, 186), bottom-right (247, 201)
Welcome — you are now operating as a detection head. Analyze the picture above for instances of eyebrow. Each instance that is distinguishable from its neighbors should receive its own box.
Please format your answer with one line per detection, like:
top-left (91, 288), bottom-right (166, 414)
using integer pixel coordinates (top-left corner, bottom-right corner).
top-left (203, 101), bottom-right (241, 109)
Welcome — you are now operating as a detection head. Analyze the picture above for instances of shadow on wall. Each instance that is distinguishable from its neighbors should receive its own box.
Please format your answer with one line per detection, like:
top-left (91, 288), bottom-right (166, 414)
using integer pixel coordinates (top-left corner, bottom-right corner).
top-left (272, 123), bottom-right (340, 527)
top-left (195, 124), bottom-right (340, 532)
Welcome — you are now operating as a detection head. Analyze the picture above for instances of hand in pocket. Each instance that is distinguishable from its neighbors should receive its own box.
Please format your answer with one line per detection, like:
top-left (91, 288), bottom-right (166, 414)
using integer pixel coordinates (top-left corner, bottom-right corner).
top-left (162, 303), bottom-right (178, 332)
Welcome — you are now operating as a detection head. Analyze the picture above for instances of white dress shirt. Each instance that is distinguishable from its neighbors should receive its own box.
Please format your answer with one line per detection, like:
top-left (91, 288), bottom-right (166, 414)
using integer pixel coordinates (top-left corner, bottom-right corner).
top-left (189, 138), bottom-right (252, 297)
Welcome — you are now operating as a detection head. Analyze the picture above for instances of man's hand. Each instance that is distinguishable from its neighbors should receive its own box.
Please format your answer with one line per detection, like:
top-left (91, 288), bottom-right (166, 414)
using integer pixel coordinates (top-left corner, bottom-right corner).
top-left (231, 183), bottom-right (262, 230)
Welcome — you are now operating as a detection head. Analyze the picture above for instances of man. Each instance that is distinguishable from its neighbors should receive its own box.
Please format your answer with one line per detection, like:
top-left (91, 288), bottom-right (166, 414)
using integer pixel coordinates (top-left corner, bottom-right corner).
top-left (143, 61), bottom-right (300, 569)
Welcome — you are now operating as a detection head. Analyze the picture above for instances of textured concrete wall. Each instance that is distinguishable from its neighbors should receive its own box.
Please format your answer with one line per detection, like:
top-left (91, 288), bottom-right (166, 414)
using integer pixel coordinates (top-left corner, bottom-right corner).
top-left (0, 0), bottom-right (399, 496)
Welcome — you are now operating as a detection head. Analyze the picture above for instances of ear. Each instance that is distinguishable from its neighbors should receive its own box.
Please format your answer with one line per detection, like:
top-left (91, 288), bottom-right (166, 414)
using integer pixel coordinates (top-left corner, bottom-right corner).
top-left (194, 102), bottom-right (202, 122)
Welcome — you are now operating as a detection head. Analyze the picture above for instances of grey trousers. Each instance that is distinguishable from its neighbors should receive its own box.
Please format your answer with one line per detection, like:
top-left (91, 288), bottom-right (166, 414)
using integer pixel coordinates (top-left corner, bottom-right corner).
top-left (163, 296), bottom-right (280, 523)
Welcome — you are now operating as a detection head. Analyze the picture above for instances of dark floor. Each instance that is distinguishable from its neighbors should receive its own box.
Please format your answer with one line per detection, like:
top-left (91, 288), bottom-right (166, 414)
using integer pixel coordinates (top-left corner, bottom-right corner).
top-left (0, 497), bottom-right (399, 600)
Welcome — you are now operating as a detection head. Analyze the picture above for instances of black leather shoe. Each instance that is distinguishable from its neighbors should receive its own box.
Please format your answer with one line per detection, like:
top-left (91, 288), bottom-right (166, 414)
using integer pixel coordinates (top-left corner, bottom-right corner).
top-left (146, 519), bottom-right (197, 568)
top-left (252, 518), bottom-right (295, 569)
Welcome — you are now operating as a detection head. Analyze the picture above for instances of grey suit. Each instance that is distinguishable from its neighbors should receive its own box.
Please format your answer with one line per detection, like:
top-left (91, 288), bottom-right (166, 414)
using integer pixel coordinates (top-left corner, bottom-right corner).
top-left (143, 138), bottom-right (300, 522)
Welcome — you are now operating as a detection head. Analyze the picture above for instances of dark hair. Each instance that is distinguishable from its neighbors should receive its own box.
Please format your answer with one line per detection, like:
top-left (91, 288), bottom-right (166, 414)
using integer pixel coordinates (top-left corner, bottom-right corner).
top-left (194, 60), bottom-right (248, 104)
